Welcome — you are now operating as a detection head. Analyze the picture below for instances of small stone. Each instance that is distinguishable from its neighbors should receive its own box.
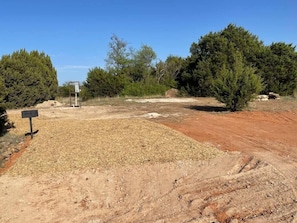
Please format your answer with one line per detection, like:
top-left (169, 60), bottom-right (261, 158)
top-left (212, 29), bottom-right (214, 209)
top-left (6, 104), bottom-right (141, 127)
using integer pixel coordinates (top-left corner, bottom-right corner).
top-left (202, 206), bottom-right (214, 216)
top-left (266, 193), bottom-right (272, 197)
top-left (2, 151), bottom-right (11, 158)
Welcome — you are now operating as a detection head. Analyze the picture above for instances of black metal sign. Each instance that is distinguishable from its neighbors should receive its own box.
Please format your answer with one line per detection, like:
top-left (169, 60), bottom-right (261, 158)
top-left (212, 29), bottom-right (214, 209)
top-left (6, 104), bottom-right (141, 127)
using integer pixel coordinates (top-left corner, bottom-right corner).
top-left (21, 110), bottom-right (38, 118)
top-left (21, 110), bottom-right (38, 139)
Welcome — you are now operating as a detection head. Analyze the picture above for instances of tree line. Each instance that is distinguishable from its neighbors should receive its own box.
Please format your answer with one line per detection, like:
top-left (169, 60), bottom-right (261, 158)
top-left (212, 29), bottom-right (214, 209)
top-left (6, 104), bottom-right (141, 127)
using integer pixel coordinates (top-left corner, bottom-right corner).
top-left (0, 24), bottom-right (297, 117)
top-left (178, 24), bottom-right (297, 98)
top-left (59, 34), bottom-right (181, 99)
top-left (61, 24), bottom-right (297, 111)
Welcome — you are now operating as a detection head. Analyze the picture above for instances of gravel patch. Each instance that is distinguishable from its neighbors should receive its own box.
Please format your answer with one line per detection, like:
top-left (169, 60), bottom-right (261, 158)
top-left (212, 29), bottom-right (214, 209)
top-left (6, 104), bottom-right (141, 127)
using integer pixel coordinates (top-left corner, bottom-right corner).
top-left (5, 114), bottom-right (220, 176)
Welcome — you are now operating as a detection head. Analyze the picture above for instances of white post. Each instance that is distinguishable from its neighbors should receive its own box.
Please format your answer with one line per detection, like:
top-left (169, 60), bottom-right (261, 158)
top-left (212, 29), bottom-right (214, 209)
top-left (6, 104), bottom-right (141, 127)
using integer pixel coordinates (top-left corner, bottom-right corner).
top-left (75, 92), bottom-right (78, 107)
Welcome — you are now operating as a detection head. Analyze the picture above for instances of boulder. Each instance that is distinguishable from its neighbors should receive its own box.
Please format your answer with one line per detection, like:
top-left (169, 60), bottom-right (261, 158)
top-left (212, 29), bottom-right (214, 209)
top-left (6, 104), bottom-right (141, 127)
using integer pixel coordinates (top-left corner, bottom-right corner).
top-left (256, 95), bottom-right (269, 101)
top-left (268, 92), bottom-right (280, 100)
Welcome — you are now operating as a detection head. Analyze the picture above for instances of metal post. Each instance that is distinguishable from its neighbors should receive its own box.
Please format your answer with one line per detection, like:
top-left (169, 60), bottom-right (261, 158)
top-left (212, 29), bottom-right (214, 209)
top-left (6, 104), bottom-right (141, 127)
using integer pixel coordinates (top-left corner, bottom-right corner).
top-left (75, 92), bottom-right (78, 107)
top-left (21, 110), bottom-right (38, 139)
top-left (29, 117), bottom-right (33, 139)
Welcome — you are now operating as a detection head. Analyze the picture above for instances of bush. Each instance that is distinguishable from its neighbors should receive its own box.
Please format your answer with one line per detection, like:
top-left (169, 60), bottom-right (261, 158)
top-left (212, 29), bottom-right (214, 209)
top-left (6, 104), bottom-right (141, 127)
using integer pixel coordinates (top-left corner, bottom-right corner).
top-left (0, 107), bottom-right (14, 136)
top-left (213, 53), bottom-right (263, 112)
top-left (0, 50), bottom-right (58, 108)
top-left (84, 67), bottom-right (126, 98)
top-left (58, 84), bottom-right (71, 97)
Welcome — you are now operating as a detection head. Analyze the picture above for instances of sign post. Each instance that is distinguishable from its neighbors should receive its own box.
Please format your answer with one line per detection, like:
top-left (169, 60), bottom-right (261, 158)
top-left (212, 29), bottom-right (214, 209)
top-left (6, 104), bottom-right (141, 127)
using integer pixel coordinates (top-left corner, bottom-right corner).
top-left (21, 110), bottom-right (38, 139)
top-left (69, 81), bottom-right (80, 107)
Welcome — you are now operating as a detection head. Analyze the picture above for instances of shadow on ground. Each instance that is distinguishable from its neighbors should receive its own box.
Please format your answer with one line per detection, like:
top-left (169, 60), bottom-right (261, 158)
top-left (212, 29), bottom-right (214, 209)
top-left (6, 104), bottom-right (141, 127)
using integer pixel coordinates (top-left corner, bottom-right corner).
top-left (185, 105), bottom-right (228, 112)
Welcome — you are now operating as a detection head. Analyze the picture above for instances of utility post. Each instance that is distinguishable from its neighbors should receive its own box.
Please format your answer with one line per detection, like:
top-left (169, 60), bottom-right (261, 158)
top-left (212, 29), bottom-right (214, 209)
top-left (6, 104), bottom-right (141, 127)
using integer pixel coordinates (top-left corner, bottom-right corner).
top-left (69, 81), bottom-right (80, 107)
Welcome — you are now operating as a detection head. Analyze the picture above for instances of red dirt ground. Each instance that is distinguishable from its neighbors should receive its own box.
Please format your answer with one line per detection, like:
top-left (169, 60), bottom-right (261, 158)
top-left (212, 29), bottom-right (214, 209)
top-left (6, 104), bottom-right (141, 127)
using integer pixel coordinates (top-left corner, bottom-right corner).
top-left (158, 109), bottom-right (297, 222)
top-left (160, 110), bottom-right (297, 159)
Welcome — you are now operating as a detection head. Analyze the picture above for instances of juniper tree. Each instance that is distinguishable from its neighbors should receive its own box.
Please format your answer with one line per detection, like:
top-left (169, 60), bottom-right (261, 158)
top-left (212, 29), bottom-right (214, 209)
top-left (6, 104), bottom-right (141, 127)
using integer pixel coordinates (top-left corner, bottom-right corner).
top-left (0, 49), bottom-right (58, 108)
top-left (213, 52), bottom-right (263, 112)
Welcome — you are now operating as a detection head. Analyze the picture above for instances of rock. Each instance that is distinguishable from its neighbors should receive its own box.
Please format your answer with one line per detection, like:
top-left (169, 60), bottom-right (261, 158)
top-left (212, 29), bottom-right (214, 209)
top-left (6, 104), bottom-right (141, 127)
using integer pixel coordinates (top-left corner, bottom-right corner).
top-left (268, 92), bottom-right (280, 100)
top-left (14, 147), bottom-right (20, 152)
top-left (256, 95), bottom-right (269, 101)
top-left (225, 207), bottom-right (237, 218)
top-left (2, 150), bottom-right (12, 158)
top-left (202, 206), bottom-right (214, 216)
top-left (8, 147), bottom-right (13, 153)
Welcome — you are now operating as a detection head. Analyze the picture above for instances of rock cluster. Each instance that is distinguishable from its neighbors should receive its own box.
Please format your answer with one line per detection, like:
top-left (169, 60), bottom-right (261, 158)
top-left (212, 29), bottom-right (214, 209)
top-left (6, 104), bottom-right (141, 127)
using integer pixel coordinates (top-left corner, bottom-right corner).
top-left (256, 92), bottom-right (281, 101)
top-left (0, 141), bottom-right (22, 167)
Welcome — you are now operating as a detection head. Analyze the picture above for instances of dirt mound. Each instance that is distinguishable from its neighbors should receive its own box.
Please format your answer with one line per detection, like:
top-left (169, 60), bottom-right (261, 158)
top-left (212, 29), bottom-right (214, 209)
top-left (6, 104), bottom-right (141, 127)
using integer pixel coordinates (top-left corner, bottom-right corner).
top-left (35, 100), bottom-right (63, 108)
top-left (165, 88), bottom-right (179, 97)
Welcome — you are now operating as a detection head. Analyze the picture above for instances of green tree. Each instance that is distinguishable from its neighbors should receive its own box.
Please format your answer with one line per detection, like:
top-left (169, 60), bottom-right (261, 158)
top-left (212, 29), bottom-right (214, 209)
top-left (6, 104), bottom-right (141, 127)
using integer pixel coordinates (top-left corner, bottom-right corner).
top-left (58, 82), bottom-right (71, 97)
top-left (257, 42), bottom-right (297, 95)
top-left (0, 76), bottom-right (6, 107)
top-left (0, 77), bottom-right (14, 135)
top-left (220, 24), bottom-right (264, 66)
top-left (154, 56), bottom-right (183, 87)
top-left (213, 52), bottom-right (263, 112)
top-left (178, 24), bottom-right (264, 97)
top-left (177, 56), bottom-right (214, 96)
top-left (130, 44), bottom-right (156, 82)
top-left (105, 34), bottom-right (132, 76)
top-left (0, 49), bottom-right (58, 108)
top-left (0, 107), bottom-right (13, 135)
top-left (101, 35), bottom-right (174, 97)
top-left (84, 67), bottom-right (125, 98)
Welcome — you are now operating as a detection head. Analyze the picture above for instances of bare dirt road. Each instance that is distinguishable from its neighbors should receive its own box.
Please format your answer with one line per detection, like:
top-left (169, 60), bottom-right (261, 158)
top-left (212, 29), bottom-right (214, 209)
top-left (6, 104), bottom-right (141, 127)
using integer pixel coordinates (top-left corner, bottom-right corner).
top-left (0, 98), bottom-right (296, 223)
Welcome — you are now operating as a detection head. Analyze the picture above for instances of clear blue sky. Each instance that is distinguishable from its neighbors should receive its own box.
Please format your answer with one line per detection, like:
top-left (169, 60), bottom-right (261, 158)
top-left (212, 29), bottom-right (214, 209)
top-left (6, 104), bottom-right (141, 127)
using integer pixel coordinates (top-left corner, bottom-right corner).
top-left (1, 0), bottom-right (296, 85)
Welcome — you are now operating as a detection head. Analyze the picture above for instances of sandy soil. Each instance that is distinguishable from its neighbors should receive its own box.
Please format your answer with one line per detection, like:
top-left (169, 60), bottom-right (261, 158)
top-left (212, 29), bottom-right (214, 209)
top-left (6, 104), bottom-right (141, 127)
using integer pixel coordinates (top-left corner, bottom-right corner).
top-left (0, 98), bottom-right (297, 223)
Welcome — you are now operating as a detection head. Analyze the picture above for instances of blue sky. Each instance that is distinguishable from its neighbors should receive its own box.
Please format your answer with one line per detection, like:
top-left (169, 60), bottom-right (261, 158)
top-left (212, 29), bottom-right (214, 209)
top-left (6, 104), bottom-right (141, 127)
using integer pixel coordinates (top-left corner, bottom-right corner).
top-left (1, 0), bottom-right (296, 85)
